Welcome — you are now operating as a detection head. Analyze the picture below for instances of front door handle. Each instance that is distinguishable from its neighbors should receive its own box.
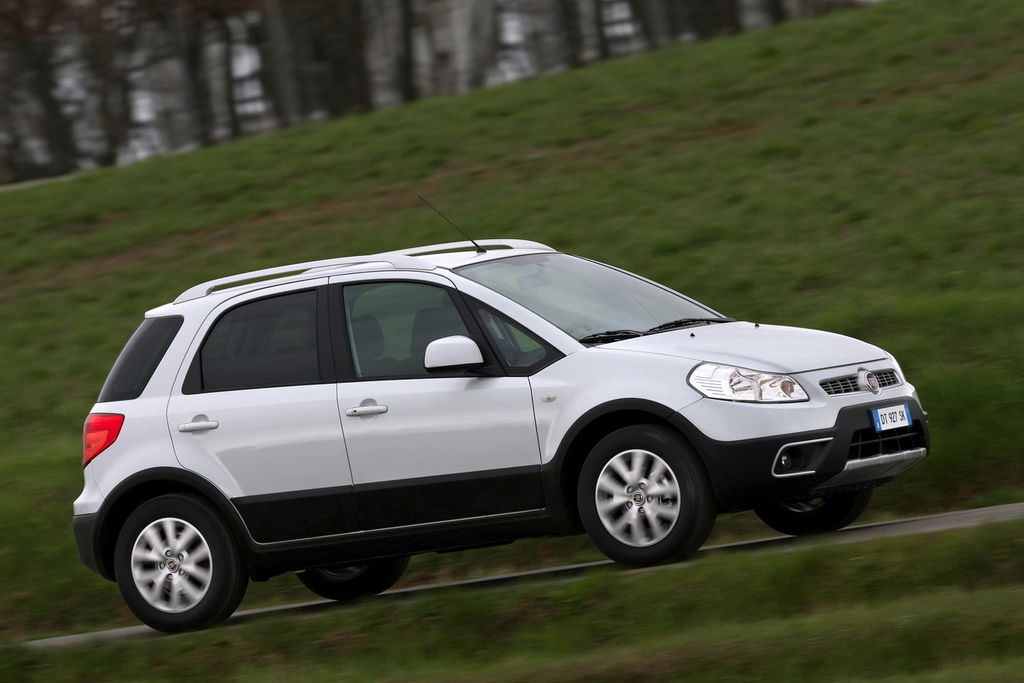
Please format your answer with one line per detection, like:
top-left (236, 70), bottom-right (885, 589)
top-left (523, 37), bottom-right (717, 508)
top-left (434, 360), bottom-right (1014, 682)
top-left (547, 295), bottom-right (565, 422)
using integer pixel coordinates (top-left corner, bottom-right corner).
top-left (345, 405), bottom-right (389, 417)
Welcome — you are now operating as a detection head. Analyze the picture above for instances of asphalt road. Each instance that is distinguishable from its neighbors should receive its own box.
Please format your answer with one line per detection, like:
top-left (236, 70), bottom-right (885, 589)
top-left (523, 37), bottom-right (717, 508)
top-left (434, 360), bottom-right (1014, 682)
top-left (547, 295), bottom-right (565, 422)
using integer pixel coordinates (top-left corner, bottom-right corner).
top-left (22, 501), bottom-right (1024, 649)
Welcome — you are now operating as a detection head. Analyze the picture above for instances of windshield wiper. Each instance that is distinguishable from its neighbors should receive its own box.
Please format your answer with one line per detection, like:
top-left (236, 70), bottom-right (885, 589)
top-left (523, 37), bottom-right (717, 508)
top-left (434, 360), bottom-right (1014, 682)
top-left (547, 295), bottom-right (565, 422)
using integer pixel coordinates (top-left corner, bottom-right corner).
top-left (578, 329), bottom-right (645, 344)
top-left (645, 317), bottom-right (736, 334)
top-left (580, 319), bottom-right (735, 344)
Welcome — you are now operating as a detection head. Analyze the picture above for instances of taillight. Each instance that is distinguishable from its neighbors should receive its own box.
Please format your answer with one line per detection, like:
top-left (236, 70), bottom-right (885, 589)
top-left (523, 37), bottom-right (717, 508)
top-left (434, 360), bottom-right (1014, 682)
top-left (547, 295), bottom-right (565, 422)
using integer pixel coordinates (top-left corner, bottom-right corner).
top-left (83, 413), bottom-right (124, 467)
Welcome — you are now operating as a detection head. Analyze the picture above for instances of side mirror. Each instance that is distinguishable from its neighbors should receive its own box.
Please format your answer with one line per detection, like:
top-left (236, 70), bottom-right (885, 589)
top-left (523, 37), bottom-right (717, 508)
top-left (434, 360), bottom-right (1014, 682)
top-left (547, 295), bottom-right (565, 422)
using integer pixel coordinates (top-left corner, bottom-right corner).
top-left (424, 335), bottom-right (484, 371)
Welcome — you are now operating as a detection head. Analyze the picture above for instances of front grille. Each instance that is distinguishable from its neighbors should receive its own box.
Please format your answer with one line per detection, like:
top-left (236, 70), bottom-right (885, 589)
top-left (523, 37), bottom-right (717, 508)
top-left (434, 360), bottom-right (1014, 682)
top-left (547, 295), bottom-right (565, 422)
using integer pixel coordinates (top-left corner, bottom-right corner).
top-left (820, 369), bottom-right (901, 395)
top-left (849, 422), bottom-right (927, 460)
top-left (820, 376), bottom-right (859, 395)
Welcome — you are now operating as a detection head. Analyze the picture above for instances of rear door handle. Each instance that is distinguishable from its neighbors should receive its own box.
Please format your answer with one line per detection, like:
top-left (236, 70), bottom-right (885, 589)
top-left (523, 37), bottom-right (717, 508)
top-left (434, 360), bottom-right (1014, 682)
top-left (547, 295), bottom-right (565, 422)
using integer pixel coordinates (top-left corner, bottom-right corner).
top-left (178, 420), bottom-right (220, 433)
top-left (345, 405), bottom-right (389, 417)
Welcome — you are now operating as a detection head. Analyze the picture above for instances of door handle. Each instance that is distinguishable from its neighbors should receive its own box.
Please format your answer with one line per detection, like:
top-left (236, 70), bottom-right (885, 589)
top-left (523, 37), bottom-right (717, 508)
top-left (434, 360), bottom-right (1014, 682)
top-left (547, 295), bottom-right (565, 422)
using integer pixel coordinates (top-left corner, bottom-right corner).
top-left (345, 405), bottom-right (389, 417)
top-left (178, 420), bottom-right (220, 433)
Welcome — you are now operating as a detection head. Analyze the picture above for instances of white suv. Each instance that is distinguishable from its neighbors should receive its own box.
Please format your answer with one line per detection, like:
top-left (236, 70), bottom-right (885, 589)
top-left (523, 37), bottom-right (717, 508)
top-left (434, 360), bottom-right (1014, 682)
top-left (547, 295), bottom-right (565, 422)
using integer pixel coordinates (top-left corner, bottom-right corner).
top-left (74, 240), bottom-right (929, 631)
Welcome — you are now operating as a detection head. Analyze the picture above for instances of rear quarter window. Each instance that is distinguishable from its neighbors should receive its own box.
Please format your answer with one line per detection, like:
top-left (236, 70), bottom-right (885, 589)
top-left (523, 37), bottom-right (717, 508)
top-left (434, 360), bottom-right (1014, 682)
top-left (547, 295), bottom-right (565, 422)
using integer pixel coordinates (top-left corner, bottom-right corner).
top-left (98, 316), bottom-right (184, 403)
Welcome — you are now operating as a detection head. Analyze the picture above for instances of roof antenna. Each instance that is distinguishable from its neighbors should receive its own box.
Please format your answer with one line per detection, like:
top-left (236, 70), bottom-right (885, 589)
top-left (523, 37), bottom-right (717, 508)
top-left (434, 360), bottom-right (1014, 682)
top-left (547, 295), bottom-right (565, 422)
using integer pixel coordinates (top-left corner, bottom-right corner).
top-left (418, 195), bottom-right (486, 254)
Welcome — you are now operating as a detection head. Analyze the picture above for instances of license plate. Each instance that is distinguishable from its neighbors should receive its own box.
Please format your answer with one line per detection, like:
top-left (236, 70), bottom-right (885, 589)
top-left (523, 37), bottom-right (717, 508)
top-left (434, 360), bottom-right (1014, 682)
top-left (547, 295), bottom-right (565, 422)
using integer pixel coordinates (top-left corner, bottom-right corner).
top-left (872, 404), bottom-right (912, 432)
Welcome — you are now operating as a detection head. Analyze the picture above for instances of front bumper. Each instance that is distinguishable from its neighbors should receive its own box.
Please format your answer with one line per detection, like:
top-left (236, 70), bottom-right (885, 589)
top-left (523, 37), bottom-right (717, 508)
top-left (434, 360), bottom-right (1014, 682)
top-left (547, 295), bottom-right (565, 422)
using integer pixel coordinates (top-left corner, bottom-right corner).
top-left (817, 446), bottom-right (926, 490)
top-left (673, 397), bottom-right (930, 511)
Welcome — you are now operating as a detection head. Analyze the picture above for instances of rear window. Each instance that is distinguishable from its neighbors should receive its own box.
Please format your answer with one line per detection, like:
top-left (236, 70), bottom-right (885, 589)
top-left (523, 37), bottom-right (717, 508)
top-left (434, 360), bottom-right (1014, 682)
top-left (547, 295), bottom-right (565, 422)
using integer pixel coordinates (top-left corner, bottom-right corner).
top-left (98, 316), bottom-right (184, 403)
top-left (195, 290), bottom-right (320, 392)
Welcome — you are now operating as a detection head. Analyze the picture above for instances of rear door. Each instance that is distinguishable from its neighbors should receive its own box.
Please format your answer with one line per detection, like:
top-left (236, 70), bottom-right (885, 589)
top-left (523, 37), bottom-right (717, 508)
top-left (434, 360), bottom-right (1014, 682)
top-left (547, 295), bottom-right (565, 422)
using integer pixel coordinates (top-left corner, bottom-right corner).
top-left (166, 284), bottom-right (354, 543)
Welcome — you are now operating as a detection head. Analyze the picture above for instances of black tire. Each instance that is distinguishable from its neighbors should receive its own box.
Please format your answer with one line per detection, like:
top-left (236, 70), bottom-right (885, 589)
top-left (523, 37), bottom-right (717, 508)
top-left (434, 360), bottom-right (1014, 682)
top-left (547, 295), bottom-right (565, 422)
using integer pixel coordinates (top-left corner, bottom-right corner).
top-left (754, 488), bottom-right (874, 536)
top-left (114, 494), bottom-right (248, 633)
top-left (297, 556), bottom-right (410, 601)
top-left (577, 424), bottom-right (715, 566)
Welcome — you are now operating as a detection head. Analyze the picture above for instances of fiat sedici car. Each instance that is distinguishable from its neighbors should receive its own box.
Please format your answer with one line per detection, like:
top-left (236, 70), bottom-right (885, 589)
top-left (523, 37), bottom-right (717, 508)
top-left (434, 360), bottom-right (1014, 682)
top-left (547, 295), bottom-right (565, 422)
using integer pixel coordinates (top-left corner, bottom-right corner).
top-left (75, 240), bottom-right (928, 631)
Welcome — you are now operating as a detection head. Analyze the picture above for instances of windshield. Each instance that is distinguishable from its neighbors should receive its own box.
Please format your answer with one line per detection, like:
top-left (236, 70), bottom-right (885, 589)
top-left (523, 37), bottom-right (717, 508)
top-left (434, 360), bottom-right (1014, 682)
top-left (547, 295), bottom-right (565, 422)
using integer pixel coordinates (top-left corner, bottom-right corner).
top-left (457, 253), bottom-right (721, 342)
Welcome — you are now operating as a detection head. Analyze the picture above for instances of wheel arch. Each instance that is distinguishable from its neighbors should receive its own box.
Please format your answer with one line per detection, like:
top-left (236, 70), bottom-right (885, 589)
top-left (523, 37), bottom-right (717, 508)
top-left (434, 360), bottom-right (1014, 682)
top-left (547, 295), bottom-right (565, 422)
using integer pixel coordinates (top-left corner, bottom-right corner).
top-left (90, 468), bottom-right (251, 581)
top-left (551, 399), bottom-right (719, 528)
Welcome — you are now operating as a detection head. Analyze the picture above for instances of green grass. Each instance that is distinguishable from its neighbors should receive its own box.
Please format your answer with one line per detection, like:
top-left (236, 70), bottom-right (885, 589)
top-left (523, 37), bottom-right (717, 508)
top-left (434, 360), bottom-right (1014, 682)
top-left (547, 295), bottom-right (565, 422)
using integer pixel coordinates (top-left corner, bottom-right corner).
top-left (6, 520), bottom-right (1024, 681)
top-left (1, 0), bottom-right (1023, 643)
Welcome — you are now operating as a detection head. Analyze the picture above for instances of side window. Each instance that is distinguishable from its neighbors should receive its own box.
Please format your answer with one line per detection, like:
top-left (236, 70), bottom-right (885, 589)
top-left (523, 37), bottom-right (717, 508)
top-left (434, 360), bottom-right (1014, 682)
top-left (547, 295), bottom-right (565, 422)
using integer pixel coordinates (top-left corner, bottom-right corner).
top-left (477, 307), bottom-right (554, 372)
top-left (198, 290), bottom-right (320, 392)
top-left (99, 316), bottom-right (183, 402)
top-left (343, 282), bottom-right (469, 379)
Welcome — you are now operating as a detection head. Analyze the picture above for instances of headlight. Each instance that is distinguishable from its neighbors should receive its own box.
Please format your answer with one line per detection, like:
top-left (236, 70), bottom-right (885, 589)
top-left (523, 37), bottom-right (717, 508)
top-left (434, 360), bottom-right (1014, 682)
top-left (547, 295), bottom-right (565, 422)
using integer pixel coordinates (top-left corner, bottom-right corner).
top-left (688, 363), bottom-right (809, 402)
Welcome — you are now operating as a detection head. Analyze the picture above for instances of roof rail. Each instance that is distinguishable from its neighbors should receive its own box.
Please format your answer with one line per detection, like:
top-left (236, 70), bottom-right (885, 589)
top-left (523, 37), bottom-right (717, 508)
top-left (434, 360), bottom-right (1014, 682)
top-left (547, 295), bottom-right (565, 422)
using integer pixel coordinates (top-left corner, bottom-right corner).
top-left (391, 239), bottom-right (554, 258)
top-left (173, 253), bottom-right (433, 303)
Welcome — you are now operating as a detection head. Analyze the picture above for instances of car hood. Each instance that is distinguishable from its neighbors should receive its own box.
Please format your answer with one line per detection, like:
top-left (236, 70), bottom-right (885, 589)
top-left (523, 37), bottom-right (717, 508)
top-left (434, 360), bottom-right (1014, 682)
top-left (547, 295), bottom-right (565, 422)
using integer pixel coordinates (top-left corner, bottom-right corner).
top-left (601, 322), bottom-right (886, 373)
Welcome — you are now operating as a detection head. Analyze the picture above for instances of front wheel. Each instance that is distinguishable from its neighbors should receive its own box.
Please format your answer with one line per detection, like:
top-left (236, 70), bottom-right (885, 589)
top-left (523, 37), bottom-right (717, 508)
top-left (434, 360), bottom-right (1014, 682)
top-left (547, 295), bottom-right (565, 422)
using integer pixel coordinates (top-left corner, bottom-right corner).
top-left (297, 556), bottom-right (410, 601)
top-left (754, 488), bottom-right (874, 536)
top-left (114, 494), bottom-right (248, 633)
top-left (577, 425), bottom-right (715, 566)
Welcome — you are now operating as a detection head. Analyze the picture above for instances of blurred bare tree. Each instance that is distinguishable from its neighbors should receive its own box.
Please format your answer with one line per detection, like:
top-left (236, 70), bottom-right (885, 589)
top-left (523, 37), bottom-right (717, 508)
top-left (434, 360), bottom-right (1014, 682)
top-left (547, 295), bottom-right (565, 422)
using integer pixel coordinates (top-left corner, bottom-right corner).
top-left (0, 0), bottom-right (850, 184)
top-left (1, 0), bottom-right (77, 179)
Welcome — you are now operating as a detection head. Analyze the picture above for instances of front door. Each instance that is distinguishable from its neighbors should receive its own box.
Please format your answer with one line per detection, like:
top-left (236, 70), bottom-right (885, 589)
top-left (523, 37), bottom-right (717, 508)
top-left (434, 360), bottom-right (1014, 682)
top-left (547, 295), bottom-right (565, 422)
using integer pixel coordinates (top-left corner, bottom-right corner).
top-left (335, 279), bottom-right (544, 530)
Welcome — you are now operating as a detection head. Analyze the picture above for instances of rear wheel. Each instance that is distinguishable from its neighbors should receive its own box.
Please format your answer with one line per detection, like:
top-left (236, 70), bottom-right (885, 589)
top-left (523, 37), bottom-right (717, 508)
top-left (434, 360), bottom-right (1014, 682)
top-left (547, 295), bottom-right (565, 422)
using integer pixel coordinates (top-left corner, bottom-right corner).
top-left (297, 556), bottom-right (410, 601)
top-left (114, 494), bottom-right (247, 633)
top-left (754, 488), bottom-right (874, 536)
top-left (577, 424), bottom-right (715, 566)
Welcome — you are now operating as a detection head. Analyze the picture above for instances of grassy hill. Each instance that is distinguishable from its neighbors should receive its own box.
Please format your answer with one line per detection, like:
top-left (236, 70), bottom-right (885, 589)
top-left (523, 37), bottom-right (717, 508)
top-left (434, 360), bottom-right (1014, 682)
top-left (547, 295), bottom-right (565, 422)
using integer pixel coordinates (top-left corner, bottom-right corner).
top-left (1, 0), bottom-right (1022, 641)
top-left (6, 520), bottom-right (1024, 681)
